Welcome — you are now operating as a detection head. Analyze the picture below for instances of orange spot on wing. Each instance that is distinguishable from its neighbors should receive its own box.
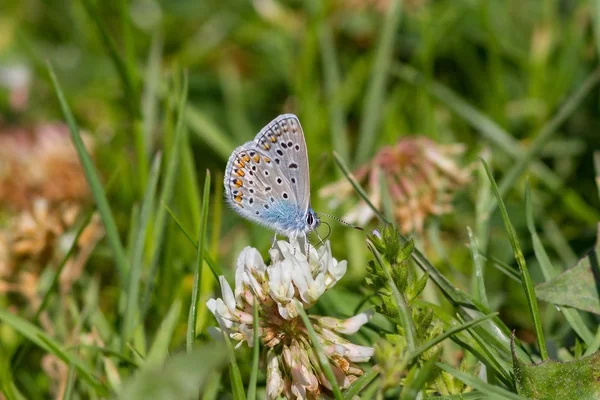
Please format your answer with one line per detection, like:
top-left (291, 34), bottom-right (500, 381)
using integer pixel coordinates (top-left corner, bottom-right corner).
top-left (234, 179), bottom-right (243, 187)
top-left (236, 169), bottom-right (245, 177)
top-left (253, 155), bottom-right (260, 163)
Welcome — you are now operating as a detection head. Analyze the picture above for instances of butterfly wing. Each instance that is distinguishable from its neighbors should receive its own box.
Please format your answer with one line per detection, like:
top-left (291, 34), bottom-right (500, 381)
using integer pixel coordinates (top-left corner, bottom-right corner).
top-left (251, 114), bottom-right (310, 213)
top-left (224, 114), bottom-right (311, 235)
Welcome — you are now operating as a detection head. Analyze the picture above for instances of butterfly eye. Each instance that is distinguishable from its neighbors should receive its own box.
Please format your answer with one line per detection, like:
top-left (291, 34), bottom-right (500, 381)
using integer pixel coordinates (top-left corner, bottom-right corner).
top-left (307, 213), bottom-right (314, 226)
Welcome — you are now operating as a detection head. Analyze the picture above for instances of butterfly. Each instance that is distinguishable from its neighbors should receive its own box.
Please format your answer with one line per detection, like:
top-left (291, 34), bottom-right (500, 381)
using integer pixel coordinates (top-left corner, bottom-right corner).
top-left (224, 114), bottom-right (320, 241)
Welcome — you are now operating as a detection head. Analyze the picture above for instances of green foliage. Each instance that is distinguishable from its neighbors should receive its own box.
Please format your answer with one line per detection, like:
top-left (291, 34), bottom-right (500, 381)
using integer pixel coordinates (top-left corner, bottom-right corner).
top-left (366, 226), bottom-right (418, 319)
top-left (513, 341), bottom-right (600, 399)
top-left (535, 224), bottom-right (600, 315)
top-left (2, 0), bottom-right (600, 398)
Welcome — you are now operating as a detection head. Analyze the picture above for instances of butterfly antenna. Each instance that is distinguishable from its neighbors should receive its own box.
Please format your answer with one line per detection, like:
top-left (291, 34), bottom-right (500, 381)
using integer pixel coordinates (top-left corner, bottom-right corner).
top-left (321, 220), bottom-right (332, 242)
top-left (313, 221), bottom-right (331, 249)
top-left (317, 212), bottom-right (364, 231)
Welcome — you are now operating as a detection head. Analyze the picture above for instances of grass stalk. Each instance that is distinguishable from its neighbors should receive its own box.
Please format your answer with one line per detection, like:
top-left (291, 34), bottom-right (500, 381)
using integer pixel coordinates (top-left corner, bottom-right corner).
top-left (295, 302), bottom-right (344, 400)
top-left (48, 63), bottom-right (131, 293)
top-left (187, 170), bottom-right (211, 351)
top-left (482, 160), bottom-right (548, 360)
top-left (355, 0), bottom-right (403, 165)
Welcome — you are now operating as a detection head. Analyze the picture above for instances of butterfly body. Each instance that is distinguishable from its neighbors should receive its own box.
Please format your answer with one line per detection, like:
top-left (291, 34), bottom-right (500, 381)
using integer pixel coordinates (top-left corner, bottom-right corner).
top-left (224, 114), bottom-right (320, 239)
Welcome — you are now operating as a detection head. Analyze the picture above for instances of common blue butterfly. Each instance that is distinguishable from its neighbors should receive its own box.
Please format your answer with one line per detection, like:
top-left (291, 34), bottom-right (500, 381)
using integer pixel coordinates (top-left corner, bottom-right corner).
top-left (224, 114), bottom-right (320, 241)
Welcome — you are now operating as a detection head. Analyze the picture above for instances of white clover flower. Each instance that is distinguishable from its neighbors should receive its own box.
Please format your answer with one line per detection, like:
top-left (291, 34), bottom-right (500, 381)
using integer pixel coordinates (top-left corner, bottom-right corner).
top-left (207, 239), bottom-right (374, 399)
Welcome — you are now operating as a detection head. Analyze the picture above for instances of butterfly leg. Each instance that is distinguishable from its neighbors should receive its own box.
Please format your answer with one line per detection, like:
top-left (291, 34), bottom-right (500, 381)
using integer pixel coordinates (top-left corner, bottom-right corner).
top-left (271, 233), bottom-right (278, 250)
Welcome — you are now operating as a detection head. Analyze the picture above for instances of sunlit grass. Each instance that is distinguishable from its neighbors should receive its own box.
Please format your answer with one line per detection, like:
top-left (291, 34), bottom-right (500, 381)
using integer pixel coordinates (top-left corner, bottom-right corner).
top-left (1, 0), bottom-right (600, 399)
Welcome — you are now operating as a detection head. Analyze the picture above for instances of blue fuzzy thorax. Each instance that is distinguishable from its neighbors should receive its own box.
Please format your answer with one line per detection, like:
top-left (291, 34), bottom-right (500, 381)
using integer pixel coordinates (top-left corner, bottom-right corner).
top-left (261, 200), bottom-right (313, 234)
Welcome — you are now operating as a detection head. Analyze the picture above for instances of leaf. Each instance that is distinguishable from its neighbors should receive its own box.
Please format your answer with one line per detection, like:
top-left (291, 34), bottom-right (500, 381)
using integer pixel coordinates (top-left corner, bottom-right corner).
top-left (535, 223), bottom-right (600, 315)
top-left (118, 344), bottom-right (227, 400)
top-left (525, 184), bottom-right (593, 344)
top-left (512, 336), bottom-right (600, 399)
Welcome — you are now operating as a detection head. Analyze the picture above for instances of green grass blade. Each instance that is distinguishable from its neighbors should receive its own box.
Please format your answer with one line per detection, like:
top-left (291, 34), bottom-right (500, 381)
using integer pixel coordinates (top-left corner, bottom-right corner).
top-left (145, 300), bottom-right (182, 368)
top-left (459, 327), bottom-right (513, 384)
top-left (319, 21), bottom-right (350, 162)
top-left (186, 105), bottom-right (235, 161)
top-left (295, 302), bottom-right (344, 400)
top-left (187, 170), bottom-right (211, 352)
top-left (219, 62), bottom-right (253, 143)
top-left (161, 202), bottom-right (222, 279)
top-left (525, 185), bottom-right (592, 344)
top-left (124, 153), bottom-right (162, 346)
top-left (482, 159), bottom-right (548, 360)
top-left (119, 0), bottom-right (137, 92)
top-left (592, 1), bottom-right (600, 89)
top-left (366, 239), bottom-right (416, 350)
top-left (246, 299), bottom-right (260, 400)
top-left (80, 0), bottom-right (140, 117)
top-left (35, 211), bottom-right (94, 322)
top-left (393, 63), bottom-right (600, 223)
top-left (473, 152), bottom-right (492, 299)
top-left (333, 144), bottom-right (530, 361)
top-left (355, 0), bottom-right (403, 165)
top-left (62, 364), bottom-right (76, 400)
top-left (141, 73), bottom-right (188, 318)
top-left (584, 327), bottom-right (600, 357)
top-left (480, 253), bottom-right (521, 283)
top-left (333, 152), bottom-right (388, 223)
top-left (400, 349), bottom-right (440, 400)
top-left (468, 226), bottom-right (489, 307)
top-left (48, 63), bottom-right (130, 288)
top-left (595, 151), bottom-right (600, 202)
top-left (435, 393), bottom-right (492, 400)
top-left (141, 31), bottom-right (163, 155)
top-left (542, 219), bottom-right (578, 266)
top-left (490, 68), bottom-right (600, 213)
top-left (66, 345), bottom-right (140, 368)
top-left (126, 205), bottom-right (141, 268)
top-left (436, 362), bottom-right (525, 400)
top-left (201, 371), bottom-right (223, 400)
top-left (405, 313), bottom-right (497, 364)
top-left (0, 309), bottom-right (107, 394)
top-left (218, 328), bottom-right (246, 400)
top-left (343, 367), bottom-right (380, 399)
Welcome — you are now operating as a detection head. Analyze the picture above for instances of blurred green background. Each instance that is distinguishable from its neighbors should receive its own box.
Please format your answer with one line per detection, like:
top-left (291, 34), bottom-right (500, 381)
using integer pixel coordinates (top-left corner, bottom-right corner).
top-left (1, 0), bottom-right (600, 397)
